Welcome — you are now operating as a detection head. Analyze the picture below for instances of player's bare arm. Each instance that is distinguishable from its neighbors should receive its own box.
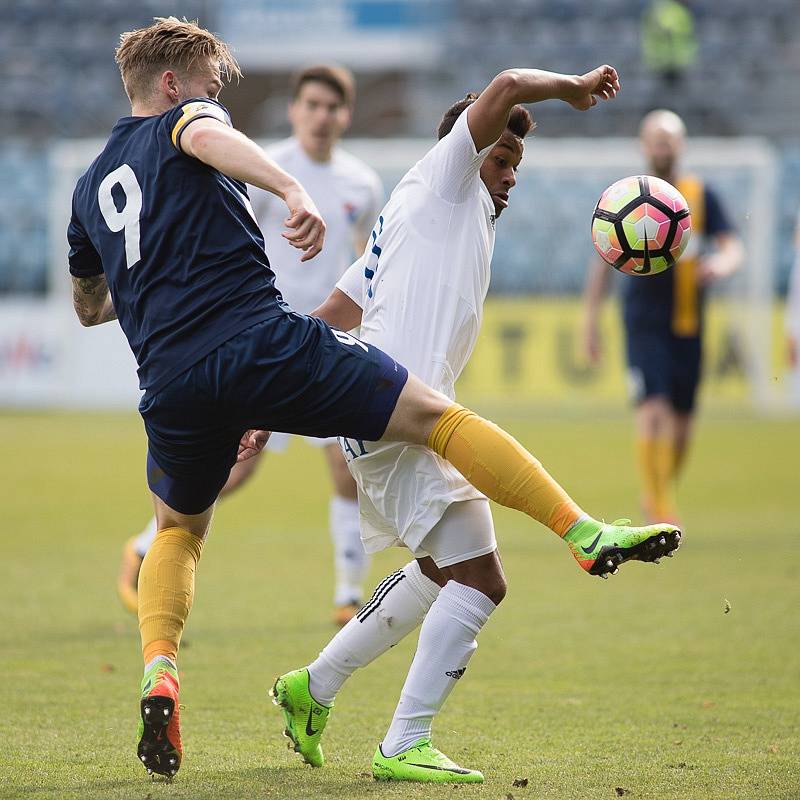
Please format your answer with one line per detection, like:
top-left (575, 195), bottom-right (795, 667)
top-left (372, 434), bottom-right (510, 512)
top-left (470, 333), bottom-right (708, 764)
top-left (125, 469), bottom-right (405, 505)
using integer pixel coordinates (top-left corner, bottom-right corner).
top-left (71, 274), bottom-right (117, 327)
top-left (311, 288), bottom-right (363, 331)
top-left (467, 65), bottom-right (620, 150)
top-left (180, 117), bottom-right (326, 262)
top-left (699, 231), bottom-right (744, 284)
top-left (582, 257), bottom-right (613, 365)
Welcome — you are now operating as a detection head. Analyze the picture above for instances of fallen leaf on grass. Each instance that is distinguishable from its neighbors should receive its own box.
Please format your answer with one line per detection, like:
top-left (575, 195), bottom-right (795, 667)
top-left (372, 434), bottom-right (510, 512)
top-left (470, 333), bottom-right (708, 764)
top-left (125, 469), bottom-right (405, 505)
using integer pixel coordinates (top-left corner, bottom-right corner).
top-left (724, 599), bottom-right (731, 614)
top-left (512, 778), bottom-right (529, 787)
top-left (767, 744), bottom-right (779, 754)
top-left (100, 663), bottom-right (115, 673)
top-left (615, 789), bottom-right (628, 797)
top-left (701, 700), bottom-right (715, 709)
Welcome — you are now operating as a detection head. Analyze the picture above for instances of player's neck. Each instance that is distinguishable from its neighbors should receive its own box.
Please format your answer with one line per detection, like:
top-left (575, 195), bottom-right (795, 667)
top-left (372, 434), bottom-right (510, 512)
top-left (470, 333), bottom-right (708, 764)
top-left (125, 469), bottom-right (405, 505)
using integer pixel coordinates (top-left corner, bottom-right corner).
top-left (130, 98), bottom-right (175, 118)
top-left (298, 140), bottom-right (336, 164)
top-left (653, 168), bottom-right (679, 185)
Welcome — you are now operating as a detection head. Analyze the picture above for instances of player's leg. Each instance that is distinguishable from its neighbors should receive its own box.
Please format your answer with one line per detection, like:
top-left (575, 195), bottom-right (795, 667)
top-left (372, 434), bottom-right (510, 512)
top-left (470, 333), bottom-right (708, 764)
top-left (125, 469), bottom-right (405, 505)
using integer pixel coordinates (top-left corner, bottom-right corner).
top-left (673, 411), bottom-right (693, 477)
top-left (135, 355), bottom-right (242, 778)
top-left (625, 328), bottom-right (679, 523)
top-left (635, 395), bottom-right (678, 522)
top-left (271, 555), bottom-right (444, 767)
top-left (373, 499), bottom-right (500, 783)
top-left (323, 442), bottom-right (370, 624)
top-left (116, 453), bottom-right (263, 615)
top-left (136, 488), bottom-right (215, 778)
top-left (383, 373), bottom-right (681, 576)
top-left (670, 335), bottom-right (702, 482)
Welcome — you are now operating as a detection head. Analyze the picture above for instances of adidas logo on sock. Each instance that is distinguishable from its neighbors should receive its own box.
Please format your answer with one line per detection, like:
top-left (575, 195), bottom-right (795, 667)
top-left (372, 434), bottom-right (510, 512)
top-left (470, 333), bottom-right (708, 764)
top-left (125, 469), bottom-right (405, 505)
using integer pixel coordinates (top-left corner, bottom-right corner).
top-left (445, 668), bottom-right (466, 680)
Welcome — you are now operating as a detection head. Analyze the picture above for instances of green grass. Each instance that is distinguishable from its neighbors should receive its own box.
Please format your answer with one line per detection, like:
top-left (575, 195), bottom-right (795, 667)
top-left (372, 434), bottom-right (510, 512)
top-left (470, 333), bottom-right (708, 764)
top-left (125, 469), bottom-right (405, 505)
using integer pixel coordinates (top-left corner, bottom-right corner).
top-left (1, 411), bottom-right (798, 800)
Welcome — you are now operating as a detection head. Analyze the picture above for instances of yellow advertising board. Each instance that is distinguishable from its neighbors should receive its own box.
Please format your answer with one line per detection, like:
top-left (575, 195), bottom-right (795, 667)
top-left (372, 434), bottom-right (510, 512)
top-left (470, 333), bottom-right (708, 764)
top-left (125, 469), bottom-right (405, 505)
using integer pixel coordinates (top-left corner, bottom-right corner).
top-left (456, 297), bottom-right (789, 411)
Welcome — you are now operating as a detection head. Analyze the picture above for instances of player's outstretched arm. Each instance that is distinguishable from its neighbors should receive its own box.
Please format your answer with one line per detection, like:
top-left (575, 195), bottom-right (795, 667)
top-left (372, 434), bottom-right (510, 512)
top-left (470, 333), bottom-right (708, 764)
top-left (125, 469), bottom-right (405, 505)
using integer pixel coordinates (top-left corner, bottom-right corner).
top-left (181, 117), bottom-right (326, 261)
top-left (468, 66), bottom-right (620, 150)
top-left (311, 289), bottom-right (363, 332)
top-left (71, 274), bottom-right (117, 327)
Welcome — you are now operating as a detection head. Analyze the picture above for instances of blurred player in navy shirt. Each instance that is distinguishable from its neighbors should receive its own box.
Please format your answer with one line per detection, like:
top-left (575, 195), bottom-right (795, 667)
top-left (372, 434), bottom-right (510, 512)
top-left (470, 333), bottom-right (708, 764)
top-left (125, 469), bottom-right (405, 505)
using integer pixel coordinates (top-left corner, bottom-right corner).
top-left (583, 110), bottom-right (743, 524)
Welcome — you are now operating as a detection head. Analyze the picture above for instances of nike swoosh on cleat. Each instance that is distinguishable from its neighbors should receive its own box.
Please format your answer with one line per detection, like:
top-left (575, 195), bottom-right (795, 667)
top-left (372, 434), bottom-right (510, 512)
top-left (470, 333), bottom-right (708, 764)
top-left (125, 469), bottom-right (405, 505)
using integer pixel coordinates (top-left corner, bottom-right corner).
top-left (305, 708), bottom-right (318, 737)
top-left (581, 531), bottom-right (603, 555)
top-left (406, 763), bottom-right (472, 775)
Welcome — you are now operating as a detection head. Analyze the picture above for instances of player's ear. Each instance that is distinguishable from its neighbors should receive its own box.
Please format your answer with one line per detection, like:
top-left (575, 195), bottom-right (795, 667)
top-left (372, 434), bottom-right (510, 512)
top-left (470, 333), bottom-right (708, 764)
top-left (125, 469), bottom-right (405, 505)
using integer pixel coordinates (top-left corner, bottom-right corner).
top-left (160, 70), bottom-right (180, 102)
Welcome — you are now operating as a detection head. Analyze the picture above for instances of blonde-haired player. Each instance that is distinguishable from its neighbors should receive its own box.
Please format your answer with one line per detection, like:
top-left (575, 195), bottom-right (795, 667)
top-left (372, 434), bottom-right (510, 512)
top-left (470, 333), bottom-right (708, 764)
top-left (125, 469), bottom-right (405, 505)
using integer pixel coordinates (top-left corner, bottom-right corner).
top-left (118, 64), bottom-right (382, 626)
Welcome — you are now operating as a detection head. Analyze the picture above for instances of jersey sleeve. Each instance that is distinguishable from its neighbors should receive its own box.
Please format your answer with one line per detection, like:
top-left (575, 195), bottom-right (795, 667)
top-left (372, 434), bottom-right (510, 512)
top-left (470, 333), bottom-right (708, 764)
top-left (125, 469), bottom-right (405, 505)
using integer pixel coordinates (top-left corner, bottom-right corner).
top-left (415, 104), bottom-right (496, 204)
top-left (67, 199), bottom-right (103, 277)
top-left (336, 258), bottom-right (365, 309)
top-left (166, 98), bottom-right (232, 153)
top-left (703, 185), bottom-right (735, 237)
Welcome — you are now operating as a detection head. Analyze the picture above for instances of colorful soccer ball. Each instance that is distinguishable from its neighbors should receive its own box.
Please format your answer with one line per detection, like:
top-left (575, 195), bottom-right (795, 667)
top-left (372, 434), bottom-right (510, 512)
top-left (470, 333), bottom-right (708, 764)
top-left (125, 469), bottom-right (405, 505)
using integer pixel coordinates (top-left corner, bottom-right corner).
top-left (591, 175), bottom-right (691, 276)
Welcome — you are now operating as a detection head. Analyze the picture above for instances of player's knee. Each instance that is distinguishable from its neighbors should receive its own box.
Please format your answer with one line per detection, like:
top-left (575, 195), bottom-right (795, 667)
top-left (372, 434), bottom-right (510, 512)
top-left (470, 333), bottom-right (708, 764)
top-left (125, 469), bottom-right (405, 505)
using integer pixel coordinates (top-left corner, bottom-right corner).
top-left (483, 572), bottom-right (507, 606)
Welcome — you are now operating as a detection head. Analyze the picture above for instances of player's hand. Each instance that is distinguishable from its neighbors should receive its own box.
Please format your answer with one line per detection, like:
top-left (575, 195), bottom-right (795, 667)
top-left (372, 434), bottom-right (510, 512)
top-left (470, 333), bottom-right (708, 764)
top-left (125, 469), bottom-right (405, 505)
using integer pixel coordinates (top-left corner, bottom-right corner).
top-left (698, 253), bottom-right (729, 286)
top-left (564, 65), bottom-right (620, 110)
top-left (283, 187), bottom-right (326, 262)
top-left (237, 429), bottom-right (271, 462)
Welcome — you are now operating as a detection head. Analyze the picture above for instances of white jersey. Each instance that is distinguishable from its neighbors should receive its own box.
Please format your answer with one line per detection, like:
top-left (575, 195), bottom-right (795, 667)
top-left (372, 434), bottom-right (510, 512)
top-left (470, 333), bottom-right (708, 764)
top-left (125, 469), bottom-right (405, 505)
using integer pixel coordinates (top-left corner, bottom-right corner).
top-left (250, 138), bottom-right (383, 314)
top-left (336, 106), bottom-right (498, 553)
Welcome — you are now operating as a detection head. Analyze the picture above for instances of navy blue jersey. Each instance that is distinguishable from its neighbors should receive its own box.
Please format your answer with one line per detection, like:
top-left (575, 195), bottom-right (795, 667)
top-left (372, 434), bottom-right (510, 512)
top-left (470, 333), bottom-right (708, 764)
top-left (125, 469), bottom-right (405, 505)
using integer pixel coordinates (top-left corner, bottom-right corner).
top-left (623, 179), bottom-right (733, 337)
top-left (68, 98), bottom-right (286, 393)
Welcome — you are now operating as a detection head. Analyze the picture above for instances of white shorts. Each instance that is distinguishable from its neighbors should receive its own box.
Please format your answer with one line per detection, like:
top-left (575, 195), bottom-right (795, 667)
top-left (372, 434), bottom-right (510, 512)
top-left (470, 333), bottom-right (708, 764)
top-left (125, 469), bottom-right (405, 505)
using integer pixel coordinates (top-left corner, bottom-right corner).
top-left (267, 433), bottom-right (338, 453)
top-left (345, 439), bottom-right (485, 555)
top-left (411, 498), bottom-right (497, 568)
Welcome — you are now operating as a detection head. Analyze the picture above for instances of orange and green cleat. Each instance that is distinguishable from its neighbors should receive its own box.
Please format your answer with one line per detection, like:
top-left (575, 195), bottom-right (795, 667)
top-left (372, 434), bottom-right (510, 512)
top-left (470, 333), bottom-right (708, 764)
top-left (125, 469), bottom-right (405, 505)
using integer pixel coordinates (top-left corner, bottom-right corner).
top-left (564, 517), bottom-right (682, 578)
top-left (137, 658), bottom-right (182, 779)
top-left (117, 537), bottom-right (143, 614)
top-left (333, 602), bottom-right (359, 627)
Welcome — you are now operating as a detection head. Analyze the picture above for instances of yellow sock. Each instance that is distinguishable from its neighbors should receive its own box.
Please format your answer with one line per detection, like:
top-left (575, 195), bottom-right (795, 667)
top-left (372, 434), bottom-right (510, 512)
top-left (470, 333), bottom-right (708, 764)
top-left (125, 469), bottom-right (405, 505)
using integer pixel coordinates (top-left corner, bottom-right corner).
top-left (138, 527), bottom-right (204, 665)
top-left (654, 437), bottom-right (676, 517)
top-left (428, 404), bottom-right (583, 536)
top-left (636, 436), bottom-right (676, 519)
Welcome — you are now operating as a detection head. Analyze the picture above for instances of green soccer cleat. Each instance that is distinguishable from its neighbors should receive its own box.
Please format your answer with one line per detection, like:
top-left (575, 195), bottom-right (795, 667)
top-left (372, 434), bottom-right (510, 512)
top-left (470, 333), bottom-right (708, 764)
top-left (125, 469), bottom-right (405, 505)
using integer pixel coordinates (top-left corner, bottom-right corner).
top-left (372, 739), bottom-right (484, 783)
top-left (136, 658), bottom-right (182, 779)
top-left (564, 517), bottom-right (682, 578)
top-left (270, 668), bottom-right (332, 767)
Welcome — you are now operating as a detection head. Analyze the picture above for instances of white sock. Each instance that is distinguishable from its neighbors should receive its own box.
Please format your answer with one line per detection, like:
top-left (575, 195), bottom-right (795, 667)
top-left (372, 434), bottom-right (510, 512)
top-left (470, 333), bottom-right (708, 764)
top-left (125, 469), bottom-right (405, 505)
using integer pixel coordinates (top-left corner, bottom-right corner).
top-left (134, 517), bottom-right (158, 558)
top-left (307, 561), bottom-right (441, 706)
top-left (381, 581), bottom-right (496, 757)
top-left (330, 496), bottom-right (370, 606)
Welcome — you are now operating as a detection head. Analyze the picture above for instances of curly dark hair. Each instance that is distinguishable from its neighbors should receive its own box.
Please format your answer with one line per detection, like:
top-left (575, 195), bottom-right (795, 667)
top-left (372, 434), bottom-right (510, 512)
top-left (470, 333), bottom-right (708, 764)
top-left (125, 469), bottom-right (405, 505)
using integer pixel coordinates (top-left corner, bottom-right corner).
top-left (437, 93), bottom-right (535, 141)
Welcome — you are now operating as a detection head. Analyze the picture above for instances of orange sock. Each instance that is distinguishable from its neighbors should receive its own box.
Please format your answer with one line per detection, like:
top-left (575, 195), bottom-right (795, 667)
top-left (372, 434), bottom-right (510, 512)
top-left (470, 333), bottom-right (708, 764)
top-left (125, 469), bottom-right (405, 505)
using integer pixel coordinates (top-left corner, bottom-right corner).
top-left (138, 527), bottom-right (204, 665)
top-left (428, 404), bottom-right (583, 536)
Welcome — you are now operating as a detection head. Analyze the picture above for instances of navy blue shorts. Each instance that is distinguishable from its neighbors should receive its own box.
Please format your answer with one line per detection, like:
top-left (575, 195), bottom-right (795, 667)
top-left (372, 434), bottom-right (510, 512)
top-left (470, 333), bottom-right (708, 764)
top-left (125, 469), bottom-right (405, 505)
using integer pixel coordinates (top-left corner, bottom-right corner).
top-left (140, 313), bottom-right (408, 514)
top-left (625, 328), bottom-right (701, 414)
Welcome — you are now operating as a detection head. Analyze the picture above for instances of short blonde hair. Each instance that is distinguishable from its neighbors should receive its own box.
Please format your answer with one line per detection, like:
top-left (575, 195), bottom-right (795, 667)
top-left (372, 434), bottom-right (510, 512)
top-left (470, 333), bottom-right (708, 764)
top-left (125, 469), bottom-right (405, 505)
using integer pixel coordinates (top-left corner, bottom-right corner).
top-left (115, 17), bottom-right (242, 102)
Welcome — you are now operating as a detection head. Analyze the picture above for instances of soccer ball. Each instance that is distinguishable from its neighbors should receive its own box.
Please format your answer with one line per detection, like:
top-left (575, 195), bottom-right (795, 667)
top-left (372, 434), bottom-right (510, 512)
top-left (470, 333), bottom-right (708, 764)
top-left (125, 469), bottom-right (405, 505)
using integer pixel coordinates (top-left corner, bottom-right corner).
top-left (591, 175), bottom-right (691, 276)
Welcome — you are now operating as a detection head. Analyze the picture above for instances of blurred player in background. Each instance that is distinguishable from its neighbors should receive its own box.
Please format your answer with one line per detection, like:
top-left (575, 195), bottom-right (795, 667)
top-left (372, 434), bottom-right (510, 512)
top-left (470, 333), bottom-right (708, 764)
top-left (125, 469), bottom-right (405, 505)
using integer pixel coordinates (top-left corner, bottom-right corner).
top-left (117, 64), bottom-right (382, 626)
top-left (583, 110), bottom-right (743, 524)
top-left (270, 67), bottom-right (682, 784)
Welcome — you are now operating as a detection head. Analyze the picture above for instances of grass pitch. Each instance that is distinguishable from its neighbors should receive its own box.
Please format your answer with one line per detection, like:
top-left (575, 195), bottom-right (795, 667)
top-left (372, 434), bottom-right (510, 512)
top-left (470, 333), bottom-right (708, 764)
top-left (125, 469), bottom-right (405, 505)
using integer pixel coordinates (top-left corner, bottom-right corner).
top-left (1, 410), bottom-right (798, 800)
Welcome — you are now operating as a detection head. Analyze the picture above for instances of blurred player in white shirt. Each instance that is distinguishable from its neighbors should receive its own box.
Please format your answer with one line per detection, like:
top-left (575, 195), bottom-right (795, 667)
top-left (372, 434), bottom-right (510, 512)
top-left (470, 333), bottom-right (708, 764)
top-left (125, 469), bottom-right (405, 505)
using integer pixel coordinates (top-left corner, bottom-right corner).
top-left (118, 65), bottom-right (383, 625)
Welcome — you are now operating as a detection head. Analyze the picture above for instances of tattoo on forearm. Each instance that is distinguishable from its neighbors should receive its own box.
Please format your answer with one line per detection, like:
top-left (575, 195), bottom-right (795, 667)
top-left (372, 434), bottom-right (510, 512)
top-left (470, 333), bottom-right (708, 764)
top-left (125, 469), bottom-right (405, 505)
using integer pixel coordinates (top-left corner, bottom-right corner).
top-left (72, 274), bottom-right (115, 325)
